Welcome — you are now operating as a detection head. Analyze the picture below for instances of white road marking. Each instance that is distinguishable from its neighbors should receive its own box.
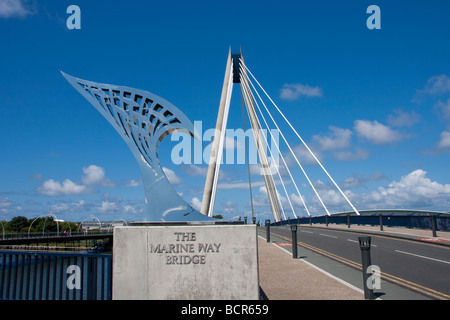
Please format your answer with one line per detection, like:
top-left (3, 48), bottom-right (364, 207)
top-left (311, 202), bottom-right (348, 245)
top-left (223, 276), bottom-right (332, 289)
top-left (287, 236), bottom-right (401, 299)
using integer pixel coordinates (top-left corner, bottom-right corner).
top-left (320, 233), bottom-right (338, 238)
top-left (395, 250), bottom-right (450, 265)
top-left (300, 230), bottom-right (314, 234)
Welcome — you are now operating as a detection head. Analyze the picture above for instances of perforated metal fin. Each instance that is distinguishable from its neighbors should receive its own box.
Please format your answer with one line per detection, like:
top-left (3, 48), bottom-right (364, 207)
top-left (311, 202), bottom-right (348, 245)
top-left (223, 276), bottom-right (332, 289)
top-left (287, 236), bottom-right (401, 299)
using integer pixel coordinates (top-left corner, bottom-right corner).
top-left (62, 71), bottom-right (213, 222)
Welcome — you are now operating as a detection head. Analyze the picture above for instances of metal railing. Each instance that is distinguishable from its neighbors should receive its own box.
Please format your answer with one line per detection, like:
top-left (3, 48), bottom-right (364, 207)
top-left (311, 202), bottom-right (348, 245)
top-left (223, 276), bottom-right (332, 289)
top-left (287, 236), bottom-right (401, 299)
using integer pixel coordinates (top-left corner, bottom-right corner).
top-left (271, 213), bottom-right (450, 232)
top-left (0, 251), bottom-right (112, 300)
top-left (1, 230), bottom-right (113, 241)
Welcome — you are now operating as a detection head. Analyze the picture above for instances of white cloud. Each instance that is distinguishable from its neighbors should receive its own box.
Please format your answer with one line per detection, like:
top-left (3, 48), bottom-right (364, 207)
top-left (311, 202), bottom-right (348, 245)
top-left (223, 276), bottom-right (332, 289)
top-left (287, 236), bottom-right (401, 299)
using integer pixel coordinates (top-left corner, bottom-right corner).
top-left (414, 74), bottom-right (450, 101)
top-left (222, 200), bottom-right (237, 214)
top-left (307, 170), bottom-right (450, 212)
top-left (372, 169), bottom-right (450, 208)
top-left (437, 130), bottom-right (450, 150)
top-left (82, 165), bottom-right (115, 187)
top-left (96, 198), bottom-right (143, 215)
top-left (280, 83), bottom-right (323, 100)
top-left (190, 197), bottom-right (202, 211)
top-left (219, 180), bottom-right (266, 190)
top-left (435, 99), bottom-right (450, 120)
top-left (312, 126), bottom-right (352, 151)
top-left (289, 126), bottom-right (369, 163)
top-left (37, 165), bottom-right (116, 196)
top-left (183, 164), bottom-right (208, 176)
top-left (387, 110), bottom-right (421, 127)
top-left (50, 200), bottom-right (86, 213)
top-left (50, 203), bottom-right (69, 212)
top-left (354, 120), bottom-right (403, 144)
top-left (0, 197), bottom-right (13, 213)
top-left (37, 179), bottom-right (89, 196)
top-left (341, 173), bottom-right (387, 189)
top-left (97, 200), bottom-right (119, 213)
top-left (124, 179), bottom-right (141, 187)
top-left (332, 147), bottom-right (369, 161)
top-left (274, 169), bottom-right (450, 214)
top-left (123, 205), bottom-right (140, 214)
top-left (284, 144), bottom-right (320, 166)
top-left (162, 167), bottom-right (182, 185)
top-left (0, 0), bottom-right (35, 18)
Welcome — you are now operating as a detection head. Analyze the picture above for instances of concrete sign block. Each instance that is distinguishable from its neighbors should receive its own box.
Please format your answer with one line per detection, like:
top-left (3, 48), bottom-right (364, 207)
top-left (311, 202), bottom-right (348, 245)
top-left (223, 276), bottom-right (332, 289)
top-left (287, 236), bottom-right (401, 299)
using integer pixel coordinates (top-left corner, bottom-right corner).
top-left (113, 224), bottom-right (259, 300)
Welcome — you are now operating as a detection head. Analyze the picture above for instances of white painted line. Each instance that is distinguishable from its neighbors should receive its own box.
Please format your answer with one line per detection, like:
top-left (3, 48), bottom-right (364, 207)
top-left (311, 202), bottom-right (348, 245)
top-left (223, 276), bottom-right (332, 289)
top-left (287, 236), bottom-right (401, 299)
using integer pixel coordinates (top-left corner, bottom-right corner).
top-left (300, 230), bottom-right (314, 234)
top-left (395, 250), bottom-right (450, 265)
top-left (320, 233), bottom-right (338, 238)
top-left (347, 239), bottom-right (377, 247)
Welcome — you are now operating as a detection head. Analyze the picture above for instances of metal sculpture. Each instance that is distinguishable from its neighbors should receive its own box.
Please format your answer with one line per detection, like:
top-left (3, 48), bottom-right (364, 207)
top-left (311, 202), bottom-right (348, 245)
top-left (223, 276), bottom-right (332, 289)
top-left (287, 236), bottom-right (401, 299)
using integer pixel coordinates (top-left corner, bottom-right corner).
top-left (61, 72), bottom-right (213, 222)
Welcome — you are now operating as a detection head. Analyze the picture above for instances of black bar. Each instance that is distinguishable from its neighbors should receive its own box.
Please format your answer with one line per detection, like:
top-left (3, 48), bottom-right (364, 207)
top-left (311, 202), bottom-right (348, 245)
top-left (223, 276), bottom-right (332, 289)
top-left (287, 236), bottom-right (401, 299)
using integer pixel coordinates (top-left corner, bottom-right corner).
top-left (379, 213), bottom-right (383, 231)
top-left (19, 254), bottom-right (25, 299)
top-left (65, 257), bottom-right (70, 300)
top-left (32, 254), bottom-right (38, 300)
top-left (0, 254), bottom-right (6, 299)
top-left (25, 254), bottom-right (31, 299)
top-left (106, 256), bottom-right (112, 300)
top-left (6, 255), bottom-right (12, 299)
top-left (51, 256), bottom-right (57, 300)
top-left (38, 255), bottom-right (44, 300)
top-left (80, 256), bottom-right (85, 300)
top-left (101, 257), bottom-right (106, 300)
top-left (59, 255), bottom-right (64, 300)
top-left (45, 255), bottom-right (50, 300)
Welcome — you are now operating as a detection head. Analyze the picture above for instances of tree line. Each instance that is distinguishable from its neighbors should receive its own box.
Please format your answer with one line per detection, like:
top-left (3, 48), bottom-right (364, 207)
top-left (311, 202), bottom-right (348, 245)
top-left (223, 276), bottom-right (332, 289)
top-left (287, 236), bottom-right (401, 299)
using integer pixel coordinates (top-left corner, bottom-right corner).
top-left (0, 216), bottom-right (78, 234)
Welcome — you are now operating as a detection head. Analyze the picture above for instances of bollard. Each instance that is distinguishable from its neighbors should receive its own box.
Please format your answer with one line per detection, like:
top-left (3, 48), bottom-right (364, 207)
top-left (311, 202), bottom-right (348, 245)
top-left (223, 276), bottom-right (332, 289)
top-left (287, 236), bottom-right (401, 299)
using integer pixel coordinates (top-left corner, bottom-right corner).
top-left (290, 224), bottom-right (298, 259)
top-left (358, 236), bottom-right (374, 300)
top-left (431, 215), bottom-right (437, 237)
top-left (325, 215), bottom-right (329, 227)
top-left (265, 220), bottom-right (271, 243)
top-left (379, 213), bottom-right (383, 231)
top-left (244, 216), bottom-right (247, 225)
top-left (252, 217), bottom-right (256, 225)
top-left (347, 214), bottom-right (351, 228)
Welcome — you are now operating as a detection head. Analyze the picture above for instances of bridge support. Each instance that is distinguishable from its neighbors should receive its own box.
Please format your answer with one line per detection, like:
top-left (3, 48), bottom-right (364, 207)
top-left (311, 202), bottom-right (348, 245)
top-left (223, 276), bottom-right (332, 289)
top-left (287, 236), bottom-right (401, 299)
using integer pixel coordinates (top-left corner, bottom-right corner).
top-left (201, 49), bottom-right (282, 222)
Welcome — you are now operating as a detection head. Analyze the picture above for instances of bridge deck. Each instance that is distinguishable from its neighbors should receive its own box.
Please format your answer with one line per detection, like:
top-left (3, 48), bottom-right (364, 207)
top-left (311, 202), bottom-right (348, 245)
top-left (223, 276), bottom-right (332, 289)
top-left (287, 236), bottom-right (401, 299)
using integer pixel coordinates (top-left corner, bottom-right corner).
top-left (0, 233), bottom-right (113, 246)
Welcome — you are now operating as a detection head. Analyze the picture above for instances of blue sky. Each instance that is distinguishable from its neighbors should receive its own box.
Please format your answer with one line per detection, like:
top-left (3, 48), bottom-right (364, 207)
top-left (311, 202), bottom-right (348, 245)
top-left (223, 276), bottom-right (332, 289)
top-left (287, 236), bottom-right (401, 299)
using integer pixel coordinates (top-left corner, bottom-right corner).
top-left (1, 0), bottom-right (450, 223)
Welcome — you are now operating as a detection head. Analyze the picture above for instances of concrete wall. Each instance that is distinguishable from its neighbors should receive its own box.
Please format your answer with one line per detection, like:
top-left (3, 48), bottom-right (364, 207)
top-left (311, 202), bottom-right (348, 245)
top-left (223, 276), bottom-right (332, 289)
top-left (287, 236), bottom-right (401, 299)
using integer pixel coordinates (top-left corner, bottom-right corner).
top-left (113, 224), bottom-right (259, 300)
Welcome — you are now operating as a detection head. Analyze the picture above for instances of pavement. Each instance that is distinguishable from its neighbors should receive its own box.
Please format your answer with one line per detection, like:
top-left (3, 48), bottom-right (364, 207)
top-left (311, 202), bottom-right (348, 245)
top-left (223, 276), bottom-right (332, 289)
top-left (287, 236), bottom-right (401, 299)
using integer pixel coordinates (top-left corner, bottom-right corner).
top-left (257, 224), bottom-right (450, 300)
